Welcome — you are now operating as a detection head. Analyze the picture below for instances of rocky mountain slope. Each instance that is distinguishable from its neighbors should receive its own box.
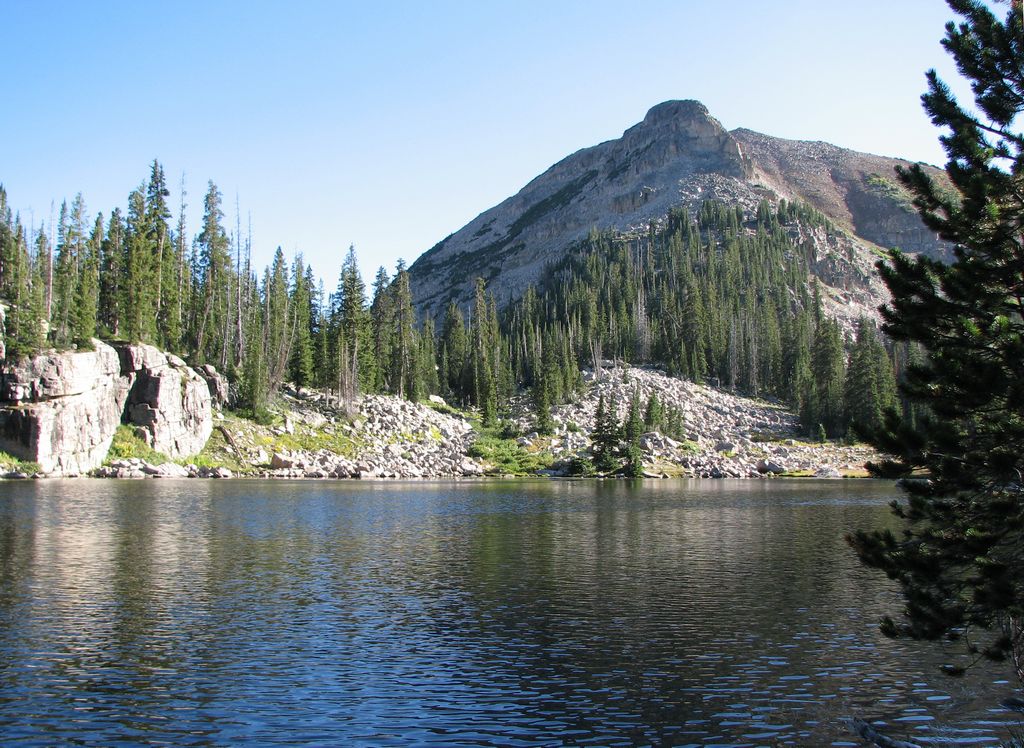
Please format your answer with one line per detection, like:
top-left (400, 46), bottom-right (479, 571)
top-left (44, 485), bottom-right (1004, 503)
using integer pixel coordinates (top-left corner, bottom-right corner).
top-left (409, 100), bottom-right (950, 320)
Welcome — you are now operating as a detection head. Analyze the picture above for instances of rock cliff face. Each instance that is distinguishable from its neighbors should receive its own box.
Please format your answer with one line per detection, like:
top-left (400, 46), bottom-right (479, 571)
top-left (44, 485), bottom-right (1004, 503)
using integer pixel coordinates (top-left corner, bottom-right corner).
top-left (0, 342), bottom-right (129, 475)
top-left (0, 341), bottom-right (215, 474)
top-left (732, 128), bottom-right (951, 259)
top-left (118, 345), bottom-right (213, 458)
top-left (409, 100), bottom-right (950, 320)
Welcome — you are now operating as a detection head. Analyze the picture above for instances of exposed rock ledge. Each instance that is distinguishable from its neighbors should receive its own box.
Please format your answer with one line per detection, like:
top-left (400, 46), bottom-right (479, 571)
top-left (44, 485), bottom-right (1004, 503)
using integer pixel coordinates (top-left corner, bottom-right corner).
top-left (0, 340), bottom-right (220, 475)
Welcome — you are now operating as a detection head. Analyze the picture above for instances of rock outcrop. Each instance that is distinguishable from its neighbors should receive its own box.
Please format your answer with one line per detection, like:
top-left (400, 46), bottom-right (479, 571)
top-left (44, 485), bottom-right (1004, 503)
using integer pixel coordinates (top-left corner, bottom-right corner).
top-left (0, 340), bottom-right (216, 475)
top-left (197, 364), bottom-right (230, 407)
top-left (0, 342), bottom-right (129, 474)
top-left (118, 345), bottom-right (213, 458)
top-left (408, 99), bottom-right (950, 322)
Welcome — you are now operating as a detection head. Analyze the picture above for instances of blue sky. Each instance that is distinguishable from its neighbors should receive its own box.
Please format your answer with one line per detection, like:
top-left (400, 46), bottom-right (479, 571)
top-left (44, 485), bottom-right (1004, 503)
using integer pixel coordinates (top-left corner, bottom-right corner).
top-left (2, 1), bottom-right (974, 282)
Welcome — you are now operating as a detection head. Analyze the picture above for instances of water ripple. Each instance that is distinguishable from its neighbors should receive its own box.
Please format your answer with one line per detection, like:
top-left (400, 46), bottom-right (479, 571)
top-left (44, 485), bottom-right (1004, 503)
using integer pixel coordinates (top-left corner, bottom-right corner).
top-left (0, 479), bottom-right (1018, 745)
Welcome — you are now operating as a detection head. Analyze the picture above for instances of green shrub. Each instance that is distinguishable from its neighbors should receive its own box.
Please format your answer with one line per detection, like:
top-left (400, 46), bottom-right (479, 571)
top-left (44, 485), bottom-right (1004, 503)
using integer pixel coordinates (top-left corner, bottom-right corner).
top-left (106, 425), bottom-right (169, 464)
top-left (467, 433), bottom-right (551, 475)
top-left (425, 399), bottom-right (462, 418)
top-left (565, 454), bottom-right (595, 477)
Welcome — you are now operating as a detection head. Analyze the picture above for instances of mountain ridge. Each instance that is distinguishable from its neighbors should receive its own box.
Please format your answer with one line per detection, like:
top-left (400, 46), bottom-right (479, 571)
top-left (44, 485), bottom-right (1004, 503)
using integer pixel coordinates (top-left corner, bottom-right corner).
top-left (408, 100), bottom-right (950, 320)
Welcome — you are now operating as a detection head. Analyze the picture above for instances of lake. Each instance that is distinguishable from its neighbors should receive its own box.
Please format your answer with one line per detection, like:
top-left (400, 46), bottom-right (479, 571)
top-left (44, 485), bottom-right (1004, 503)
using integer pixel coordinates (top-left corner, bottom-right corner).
top-left (0, 478), bottom-right (1018, 746)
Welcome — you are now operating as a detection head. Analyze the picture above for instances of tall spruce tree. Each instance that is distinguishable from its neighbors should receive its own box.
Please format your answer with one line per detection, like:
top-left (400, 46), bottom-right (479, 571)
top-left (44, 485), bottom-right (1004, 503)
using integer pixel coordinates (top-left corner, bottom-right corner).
top-left (334, 247), bottom-right (371, 403)
top-left (369, 266), bottom-right (394, 394)
top-left (123, 186), bottom-right (157, 343)
top-left (391, 260), bottom-right (419, 400)
top-left (591, 393), bottom-right (621, 473)
top-left (440, 300), bottom-right (469, 401)
top-left (146, 161), bottom-right (176, 349)
top-left (288, 255), bottom-right (314, 387)
top-left (848, 0), bottom-right (1024, 681)
top-left (194, 181), bottom-right (232, 368)
top-left (470, 278), bottom-right (499, 423)
top-left (810, 318), bottom-right (846, 438)
top-left (71, 215), bottom-right (102, 347)
top-left (844, 318), bottom-right (898, 437)
top-left (51, 197), bottom-right (87, 348)
top-left (265, 247), bottom-right (291, 390)
top-left (99, 209), bottom-right (125, 337)
top-left (0, 207), bottom-right (44, 360)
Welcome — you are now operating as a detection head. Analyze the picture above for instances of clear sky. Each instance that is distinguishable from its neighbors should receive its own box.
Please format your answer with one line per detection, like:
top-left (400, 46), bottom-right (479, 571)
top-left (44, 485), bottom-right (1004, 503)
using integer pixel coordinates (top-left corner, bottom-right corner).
top-left (2, 1), bottom-right (977, 282)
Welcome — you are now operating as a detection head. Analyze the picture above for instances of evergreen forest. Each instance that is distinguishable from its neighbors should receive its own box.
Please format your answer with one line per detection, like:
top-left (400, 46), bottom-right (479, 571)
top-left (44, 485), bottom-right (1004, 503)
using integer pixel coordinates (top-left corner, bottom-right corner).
top-left (0, 161), bottom-right (903, 439)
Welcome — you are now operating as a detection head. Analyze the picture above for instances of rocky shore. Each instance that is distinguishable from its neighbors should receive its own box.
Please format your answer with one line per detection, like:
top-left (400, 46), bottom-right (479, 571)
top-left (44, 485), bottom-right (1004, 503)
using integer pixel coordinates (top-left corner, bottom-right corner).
top-left (1, 345), bottom-right (880, 481)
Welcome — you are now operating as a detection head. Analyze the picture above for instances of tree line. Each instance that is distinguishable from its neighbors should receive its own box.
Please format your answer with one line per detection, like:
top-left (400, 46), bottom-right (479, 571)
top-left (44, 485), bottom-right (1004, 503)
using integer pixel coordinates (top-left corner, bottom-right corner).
top-left (1, 163), bottom-right (903, 439)
top-left (0, 164), bottom-right (486, 421)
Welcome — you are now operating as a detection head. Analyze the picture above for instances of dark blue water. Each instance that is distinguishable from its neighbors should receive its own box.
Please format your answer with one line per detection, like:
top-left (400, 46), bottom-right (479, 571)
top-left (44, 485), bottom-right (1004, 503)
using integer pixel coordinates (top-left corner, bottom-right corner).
top-left (0, 479), bottom-right (1019, 746)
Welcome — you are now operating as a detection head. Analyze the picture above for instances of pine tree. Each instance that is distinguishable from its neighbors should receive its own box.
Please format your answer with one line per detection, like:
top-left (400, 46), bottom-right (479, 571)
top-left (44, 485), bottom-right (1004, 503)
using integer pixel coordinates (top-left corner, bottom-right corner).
top-left (71, 215), bottom-right (101, 347)
top-left (123, 186), bottom-right (158, 343)
top-left (470, 277), bottom-right (498, 424)
top-left (0, 187), bottom-right (14, 304)
top-left (624, 387), bottom-right (643, 445)
top-left (0, 206), bottom-right (44, 360)
top-left (146, 160), bottom-right (177, 349)
top-left (848, 0), bottom-right (1024, 681)
top-left (643, 391), bottom-right (663, 431)
top-left (592, 392), bottom-right (624, 473)
top-left (811, 318), bottom-right (846, 438)
top-left (623, 440), bottom-right (644, 478)
top-left (334, 246), bottom-right (371, 401)
top-left (844, 319), bottom-right (899, 438)
top-left (418, 316), bottom-right (439, 397)
top-left (238, 270), bottom-right (268, 416)
top-left (312, 278), bottom-right (331, 390)
top-left (440, 300), bottom-right (469, 401)
top-left (590, 394), bottom-right (618, 473)
top-left (265, 247), bottom-right (291, 389)
top-left (194, 181), bottom-right (232, 368)
top-left (51, 197), bottom-right (87, 347)
top-left (532, 331), bottom-right (556, 435)
top-left (99, 209), bottom-right (125, 337)
top-left (171, 174), bottom-right (189, 353)
top-left (391, 260), bottom-right (419, 400)
top-left (288, 256), bottom-right (314, 387)
top-left (369, 266), bottom-right (394, 394)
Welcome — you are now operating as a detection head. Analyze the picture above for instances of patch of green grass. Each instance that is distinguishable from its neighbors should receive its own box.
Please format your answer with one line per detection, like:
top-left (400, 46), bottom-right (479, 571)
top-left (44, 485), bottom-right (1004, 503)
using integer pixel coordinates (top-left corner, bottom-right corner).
top-left (106, 425), bottom-right (170, 465)
top-left (187, 427), bottom-right (248, 473)
top-left (425, 399), bottom-right (463, 418)
top-left (271, 426), bottom-right (361, 457)
top-left (865, 173), bottom-right (915, 209)
top-left (0, 450), bottom-right (40, 474)
top-left (467, 428), bottom-right (553, 476)
top-left (231, 406), bottom-right (278, 426)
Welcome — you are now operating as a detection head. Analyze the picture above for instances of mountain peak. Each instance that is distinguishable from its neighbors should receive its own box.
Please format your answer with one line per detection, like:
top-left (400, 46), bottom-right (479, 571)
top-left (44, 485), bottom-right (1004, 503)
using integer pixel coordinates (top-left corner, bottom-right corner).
top-left (409, 101), bottom-right (950, 321)
top-left (641, 99), bottom-right (712, 125)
